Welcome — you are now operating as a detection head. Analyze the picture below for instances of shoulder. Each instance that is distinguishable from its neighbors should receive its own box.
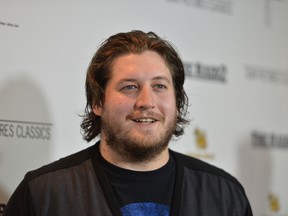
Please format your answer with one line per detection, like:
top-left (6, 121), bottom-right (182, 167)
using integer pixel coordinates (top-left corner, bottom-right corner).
top-left (170, 149), bottom-right (244, 190)
top-left (170, 150), bottom-right (253, 215)
top-left (24, 143), bottom-right (97, 182)
top-left (4, 143), bottom-right (103, 214)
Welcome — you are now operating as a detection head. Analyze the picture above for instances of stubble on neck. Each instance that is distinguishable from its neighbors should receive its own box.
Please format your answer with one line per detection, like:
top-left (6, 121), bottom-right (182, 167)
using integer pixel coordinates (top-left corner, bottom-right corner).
top-left (99, 137), bottom-right (170, 171)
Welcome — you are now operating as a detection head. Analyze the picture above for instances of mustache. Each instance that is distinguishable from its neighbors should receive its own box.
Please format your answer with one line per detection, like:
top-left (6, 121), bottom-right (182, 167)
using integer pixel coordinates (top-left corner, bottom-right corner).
top-left (127, 110), bottom-right (164, 121)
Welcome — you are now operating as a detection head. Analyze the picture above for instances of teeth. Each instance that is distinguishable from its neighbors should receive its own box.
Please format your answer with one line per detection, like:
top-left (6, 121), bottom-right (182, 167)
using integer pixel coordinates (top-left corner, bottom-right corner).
top-left (135, 118), bottom-right (155, 123)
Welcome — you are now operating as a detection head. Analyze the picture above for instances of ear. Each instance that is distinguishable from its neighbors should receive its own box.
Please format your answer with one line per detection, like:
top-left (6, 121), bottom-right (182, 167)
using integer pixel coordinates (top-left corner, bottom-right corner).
top-left (93, 104), bottom-right (102, 116)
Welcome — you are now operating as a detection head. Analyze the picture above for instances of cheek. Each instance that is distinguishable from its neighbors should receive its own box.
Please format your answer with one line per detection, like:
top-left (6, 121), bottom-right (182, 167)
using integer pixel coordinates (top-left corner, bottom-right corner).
top-left (159, 98), bottom-right (177, 114)
top-left (104, 93), bottom-right (124, 108)
top-left (107, 99), bottom-right (133, 115)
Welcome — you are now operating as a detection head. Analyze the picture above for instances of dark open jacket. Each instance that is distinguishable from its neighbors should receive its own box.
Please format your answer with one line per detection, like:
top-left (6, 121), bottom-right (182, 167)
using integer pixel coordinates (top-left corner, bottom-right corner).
top-left (4, 142), bottom-right (253, 215)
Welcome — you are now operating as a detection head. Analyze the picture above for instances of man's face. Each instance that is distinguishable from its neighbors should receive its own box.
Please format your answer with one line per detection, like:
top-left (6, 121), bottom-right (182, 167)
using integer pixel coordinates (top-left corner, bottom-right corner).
top-left (94, 50), bottom-right (178, 162)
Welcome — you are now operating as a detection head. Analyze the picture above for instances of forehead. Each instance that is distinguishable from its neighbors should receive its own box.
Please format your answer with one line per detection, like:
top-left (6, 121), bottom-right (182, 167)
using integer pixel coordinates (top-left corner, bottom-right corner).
top-left (110, 50), bottom-right (172, 81)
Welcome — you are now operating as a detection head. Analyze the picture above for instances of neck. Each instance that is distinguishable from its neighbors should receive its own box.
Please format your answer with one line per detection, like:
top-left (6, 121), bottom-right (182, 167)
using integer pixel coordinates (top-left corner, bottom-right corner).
top-left (99, 140), bottom-right (170, 171)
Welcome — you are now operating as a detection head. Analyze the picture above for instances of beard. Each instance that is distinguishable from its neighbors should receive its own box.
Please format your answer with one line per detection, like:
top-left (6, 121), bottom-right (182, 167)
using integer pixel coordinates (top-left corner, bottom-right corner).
top-left (100, 110), bottom-right (177, 163)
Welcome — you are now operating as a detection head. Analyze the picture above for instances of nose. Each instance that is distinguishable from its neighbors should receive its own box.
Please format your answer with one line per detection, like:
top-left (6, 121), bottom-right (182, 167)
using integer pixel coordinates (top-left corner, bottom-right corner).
top-left (134, 86), bottom-right (155, 110)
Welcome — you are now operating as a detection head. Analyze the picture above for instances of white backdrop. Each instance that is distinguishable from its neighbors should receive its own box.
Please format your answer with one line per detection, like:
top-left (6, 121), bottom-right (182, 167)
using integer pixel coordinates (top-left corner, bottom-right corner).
top-left (1, 0), bottom-right (288, 215)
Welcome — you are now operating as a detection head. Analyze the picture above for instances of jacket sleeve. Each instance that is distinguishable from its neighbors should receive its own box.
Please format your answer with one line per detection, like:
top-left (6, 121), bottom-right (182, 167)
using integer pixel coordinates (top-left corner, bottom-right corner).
top-left (4, 177), bottom-right (34, 216)
top-left (245, 199), bottom-right (253, 216)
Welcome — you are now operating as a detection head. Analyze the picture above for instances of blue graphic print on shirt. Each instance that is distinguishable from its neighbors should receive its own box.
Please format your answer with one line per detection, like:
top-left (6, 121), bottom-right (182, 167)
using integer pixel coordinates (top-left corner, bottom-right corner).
top-left (121, 202), bottom-right (169, 216)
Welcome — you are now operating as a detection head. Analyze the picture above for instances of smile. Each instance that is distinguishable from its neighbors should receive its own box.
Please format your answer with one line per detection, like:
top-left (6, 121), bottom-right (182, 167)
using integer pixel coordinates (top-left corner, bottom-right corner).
top-left (133, 118), bottom-right (156, 123)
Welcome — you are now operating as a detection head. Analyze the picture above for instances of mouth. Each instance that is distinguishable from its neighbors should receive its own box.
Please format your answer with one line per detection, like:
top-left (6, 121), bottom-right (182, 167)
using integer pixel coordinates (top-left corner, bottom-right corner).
top-left (132, 118), bottom-right (157, 124)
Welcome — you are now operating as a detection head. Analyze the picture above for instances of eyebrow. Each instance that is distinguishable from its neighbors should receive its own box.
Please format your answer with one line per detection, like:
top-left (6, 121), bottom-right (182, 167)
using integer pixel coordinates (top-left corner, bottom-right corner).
top-left (118, 76), bottom-right (171, 84)
top-left (152, 76), bottom-right (172, 84)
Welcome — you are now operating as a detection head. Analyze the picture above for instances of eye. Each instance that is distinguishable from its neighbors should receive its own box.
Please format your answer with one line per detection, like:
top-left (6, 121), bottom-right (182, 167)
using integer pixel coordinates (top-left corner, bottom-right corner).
top-left (121, 85), bottom-right (138, 91)
top-left (153, 84), bottom-right (167, 90)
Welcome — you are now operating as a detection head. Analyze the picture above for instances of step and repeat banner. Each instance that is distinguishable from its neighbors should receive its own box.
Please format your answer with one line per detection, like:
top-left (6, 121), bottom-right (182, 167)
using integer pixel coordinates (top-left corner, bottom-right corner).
top-left (1, 0), bottom-right (288, 215)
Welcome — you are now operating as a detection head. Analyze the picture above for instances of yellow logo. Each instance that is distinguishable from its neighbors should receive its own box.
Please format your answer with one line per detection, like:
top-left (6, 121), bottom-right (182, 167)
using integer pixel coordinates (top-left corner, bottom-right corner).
top-left (269, 193), bottom-right (280, 212)
top-left (195, 127), bottom-right (207, 149)
top-left (187, 127), bottom-right (215, 160)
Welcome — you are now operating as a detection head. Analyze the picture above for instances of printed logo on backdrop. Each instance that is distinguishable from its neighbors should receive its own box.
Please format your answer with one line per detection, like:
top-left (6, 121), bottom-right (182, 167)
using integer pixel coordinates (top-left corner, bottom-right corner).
top-left (251, 131), bottom-right (288, 149)
top-left (166, 0), bottom-right (233, 15)
top-left (184, 62), bottom-right (227, 83)
top-left (0, 20), bottom-right (19, 28)
top-left (0, 119), bottom-right (52, 140)
top-left (187, 127), bottom-right (215, 160)
top-left (268, 192), bottom-right (280, 214)
top-left (246, 65), bottom-right (288, 86)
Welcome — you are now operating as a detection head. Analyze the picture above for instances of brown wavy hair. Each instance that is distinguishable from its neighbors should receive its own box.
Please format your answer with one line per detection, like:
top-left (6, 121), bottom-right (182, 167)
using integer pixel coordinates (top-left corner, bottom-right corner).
top-left (81, 30), bottom-right (189, 142)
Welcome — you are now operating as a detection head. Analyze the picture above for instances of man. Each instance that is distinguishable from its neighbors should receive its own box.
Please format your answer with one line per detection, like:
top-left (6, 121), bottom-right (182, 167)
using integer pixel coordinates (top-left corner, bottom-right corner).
top-left (4, 30), bottom-right (253, 215)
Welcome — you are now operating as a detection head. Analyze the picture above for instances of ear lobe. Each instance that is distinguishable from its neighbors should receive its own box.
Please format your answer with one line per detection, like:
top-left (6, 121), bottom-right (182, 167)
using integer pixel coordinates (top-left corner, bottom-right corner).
top-left (93, 105), bottom-right (102, 116)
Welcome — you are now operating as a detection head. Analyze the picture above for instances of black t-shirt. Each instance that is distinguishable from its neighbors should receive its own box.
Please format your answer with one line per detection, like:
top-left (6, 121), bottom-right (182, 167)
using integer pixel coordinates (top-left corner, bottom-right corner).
top-left (99, 153), bottom-right (175, 216)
